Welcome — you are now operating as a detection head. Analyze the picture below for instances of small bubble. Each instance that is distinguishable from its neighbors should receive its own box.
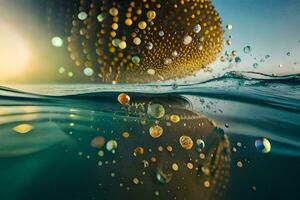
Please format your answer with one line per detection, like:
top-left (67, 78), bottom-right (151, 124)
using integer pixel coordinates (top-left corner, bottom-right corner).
top-left (253, 63), bottom-right (259, 68)
top-left (158, 31), bottom-right (164, 37)
top-left (83, 67), bottom-right (94, 76)
top-left (226, 24), bottom-right (233, 30)
top-left (193, 24), bottom-right (202, 33)
top-left (51, 36), bottom-right (63, 47)
top-left (183, 35), bottom-right (192, 45)
top-left (243, 46), bottom-right (252, 54)
top-left (78, 11), bottom-right (88, 20)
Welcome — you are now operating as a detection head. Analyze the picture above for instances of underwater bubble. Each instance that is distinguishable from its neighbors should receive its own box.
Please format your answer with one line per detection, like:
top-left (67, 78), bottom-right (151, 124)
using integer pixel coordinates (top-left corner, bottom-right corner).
top-left (255, 138), bottom-right (271, 153)
top-left (112, 38), bottom-right (121, 47)
top-left (122, 131), bottom-right (130, 138)
top-left (117, 93), bottom-right (130, 105)
top-left (78, 11), bottom-right (88, 20)
top-left (170, 114), bottom-right (180, 123)
top-left (58, 67), bottom-right (65, 74)
top-left (132, 56), bottom-right (141, 64)
top-left (193, 24), bottom-right (202, 33)
top-left (149, 124), bottom-right (163, 138)
top-left (156, 169), bottom-right (172, 184)
top-left (243, 46), bottom-right (252, 54)
top-left (172, 163), bottom-right (179, 171)
top-left (97, 13), bottom-right (105, 22)
top-left (253, 63), bottom-right (259, 68)
top-left (147, 68), bottom-right (155, 75)
top-left (183, 35), bottom-right (193, 45)
top-left (197, 44), bottom-right (203, 50)
top-left (187, 162), bottom-right (194, 170)
top-left (196, 139), bottom-right (205, 152)
top-left (147, 10), bottom-right (156, 20)
top-left (13, 124), bottom-right (33, 134)
top-left (172, 51), bottom-right (178, 57)
top-left (164, 58), bottom-right (172, 65)
top-left (138, 21), bottom-right (147, 30)
top-left (287, 52), bottom-right (291, 56)
top-left (203, 180), bottom-right (210, 188)
top-left (147, 104), bottom-right (165, 119)
top-left (106, 140), bottom-right (118, 152)
top-left (51, 36), bottom-right (63, 47)
top-left (133, 37), bottom-right (141, 45)
top-left (132, 178), bottom-right (139, 185)
top-left (90, 136), bottom-right (105, 149)
top-left (146, 42), bottom-right (153, 50)
top-left (179, 136), bottom-right (194, 150)
top-left (68, 72), bottom-right (74, 77)
top-left (237, 161), bottom-right (243, 168)
top-left (83, 67), bottom-right (94, 76)
top-left (133, 147), bottom-right (144, 156)
top-left (118, 41), bottom-right (127, 49)
top-left (109, 7), bottom-right (118, 16)
top-left (226, 24), bottom-right (233, 30)
top-left (158, 31), bottom-right (164, 37)
top-left (235, 57), bottom-right (241, 63)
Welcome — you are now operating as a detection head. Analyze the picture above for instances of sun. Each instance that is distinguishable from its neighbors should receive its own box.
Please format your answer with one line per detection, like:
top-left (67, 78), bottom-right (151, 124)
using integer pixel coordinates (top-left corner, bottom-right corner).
top-left (0, 22), bottom-right (29, 81)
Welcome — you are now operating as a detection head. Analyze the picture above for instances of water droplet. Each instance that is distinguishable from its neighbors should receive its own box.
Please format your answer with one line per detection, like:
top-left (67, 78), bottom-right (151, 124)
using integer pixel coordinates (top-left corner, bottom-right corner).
top-left (243, 46), bottom-right (252, 54)
top-left (83, 67), bottom-right (94, 76)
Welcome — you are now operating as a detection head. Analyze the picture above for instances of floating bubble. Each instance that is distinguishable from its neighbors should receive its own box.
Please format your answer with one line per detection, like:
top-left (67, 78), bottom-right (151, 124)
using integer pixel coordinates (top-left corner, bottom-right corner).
top-left (179, 135), bottom-right (194, 150)
top-left (97, 13), bottom-right (105, 22)
top-left (90, 136), bottom-right (105, 149)
top-left (147, 68), bottom-right (155, 75)
top-left (133, 147), bottom-right (144, 156)
top-left (138, 21), bottom-right (147, 30)
top-left (287, 52), bottom-right (291, 56)
top-left (243, 46), bottom-right (252, 54)
top-left (147, 104), bottom-right (165, 119)
top-left (164, 58), bottom-right (172, 65)
top-left (158, 31), bottom-right (164, 37)
top-left (255, 138), bottom-right (271, 153)
top-left (149, 124), bottom-right (163, 138)
top-left (51, 36), bottom-right (63, 47)
top-left (193, 24), bottom-right (202, 33)
top-left (170, 114), bottom-right (180, 123)
top-left (147, 10), bottom-right (156, 20)
top-left (235, 57), bottom-right (241, 63)
top-left (112, 38), bottom-right (121, 47)
top-left (133, 178), bottom-right (139, 185)
top-left (183, 35), bottom-right (192, 45)
top-left (132, 56), bottom-right (141, 64)
top-left (146, 42), bottom-right (153, 50)
top-left (117, 93), bottom-right (130, 105)
top-left (253, 63), bottom-right (259, 68)
top-left (109, 7), bottom-right (119, 16)
top-left (58, 67), bottom-right (65, 74)
top-left (83, 67), bottom-right (94, 76)
top-left (106, 140), bottom-right (118, 152)
top-left (156, 168), bottom-right (172, 184)
top-left (133, 37), bottom-right (141, 45)
top-left (237, 161), bottom-right (243, 168)
top-left (226, 24), bottom-right (233, 30)
top-left (13, 124), bottom-right (33, 134)
top-left (187, 162), bottom-right (194, 170)
top-left (122, 131), bottom-right (129, 138)
top-left (196, 139), bottom-right (205, 152)
top-left (172, 163), bottom-right (179, 171)
top-left (78, 11), bottom-right (88, 20)
top-left (118, 41), bottom-right (127, 49)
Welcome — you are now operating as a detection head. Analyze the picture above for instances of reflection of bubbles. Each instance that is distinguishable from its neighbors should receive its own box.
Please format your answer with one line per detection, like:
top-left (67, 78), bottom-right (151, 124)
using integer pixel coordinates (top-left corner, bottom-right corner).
top-left (51, 36), bottom-right (63, 47)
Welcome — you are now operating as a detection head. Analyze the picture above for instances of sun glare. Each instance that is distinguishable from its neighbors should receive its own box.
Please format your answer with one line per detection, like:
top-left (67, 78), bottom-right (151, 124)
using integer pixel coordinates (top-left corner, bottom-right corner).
top-left (0, 22), bottom-right (29, 81)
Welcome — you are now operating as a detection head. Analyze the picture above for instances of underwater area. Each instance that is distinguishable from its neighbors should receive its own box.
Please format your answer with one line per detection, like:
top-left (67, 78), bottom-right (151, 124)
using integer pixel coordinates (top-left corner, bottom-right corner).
top-left (0, 0), bottom-right (300, 200)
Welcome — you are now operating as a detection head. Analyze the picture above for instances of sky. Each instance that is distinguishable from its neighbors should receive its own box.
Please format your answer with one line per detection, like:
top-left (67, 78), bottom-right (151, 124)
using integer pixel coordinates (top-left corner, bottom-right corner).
top-left (0, 0), bottom-right (299, 84)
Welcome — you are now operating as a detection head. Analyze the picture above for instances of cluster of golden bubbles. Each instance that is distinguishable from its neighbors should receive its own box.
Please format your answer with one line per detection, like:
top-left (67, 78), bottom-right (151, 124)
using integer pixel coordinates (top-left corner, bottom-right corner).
top-left (66, 0), bottom-right (224, 83)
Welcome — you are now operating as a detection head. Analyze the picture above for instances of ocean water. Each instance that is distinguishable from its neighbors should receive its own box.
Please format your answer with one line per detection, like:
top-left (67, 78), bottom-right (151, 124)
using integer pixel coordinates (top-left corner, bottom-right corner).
top-left (0, 71), bottom-right (299, 200)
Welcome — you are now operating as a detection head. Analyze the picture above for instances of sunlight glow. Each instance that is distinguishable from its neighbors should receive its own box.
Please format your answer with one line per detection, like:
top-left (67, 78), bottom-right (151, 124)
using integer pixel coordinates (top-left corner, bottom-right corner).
top-left (0, 22), bottom-right (29, 80)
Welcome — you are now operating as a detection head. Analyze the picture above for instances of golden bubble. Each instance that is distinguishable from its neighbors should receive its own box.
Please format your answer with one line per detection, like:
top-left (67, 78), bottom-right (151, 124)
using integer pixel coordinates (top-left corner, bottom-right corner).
top-left (138, 21), bottom-right (147, 30)
top-left (118, 41), bottom-right (127, 49)
top-left (125, 18), bottom-right (133, 26)
top-left (134, 147), bottom-right (144, 156)
top-left (151, 156), bottom-right (157, 162)
top-left (172, 163), bottom-right (179, 171)
top-left (166, 146), bottom-right (173, 152)
top-left (90, 136), bottom-right (105, 149)
top-left (13, 124), bottom-right (33, 134)
top-left (117, 93), bottom-right (130, 105)
top-left (149, 124), bottom-right (163, 138)
top-left (187, 162), bottom-right (194, 170)
top-left (170, 114), bottom-right (180, 123)
top-left (147, 10), bottom-right (156, 20)
top-left (122, 131), bottom-right (130, 138)
top-left (109, 7), bottom-right (119, 16)
top-left (112, 23), bottom-right (119, 30)
top-left (204, 180), bottom-right (210, 188)
top-left (179, 135), bottom-right (194, 150)
top-left (237, 161), bottom-right (243, 168)
top-left (133, 178), bottom-right (139, 185)
top-left (158, 146), bottom-right (163, 152)
top-left (133, 37), bottom-right (141, 45)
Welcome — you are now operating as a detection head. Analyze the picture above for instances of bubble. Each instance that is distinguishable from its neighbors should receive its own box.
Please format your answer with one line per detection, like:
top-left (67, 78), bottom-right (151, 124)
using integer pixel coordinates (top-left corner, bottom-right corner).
top-left (146, 42), bottom-right (153, 50)
top-left (78, 11), bottom-right (88, 20)
top-left (109, 7), bottom-right (118, 16)
top-left (83, 67), bottom-right (94, 76)
top-left (146, 10), bottom-right (156, 20)
top-left (237, 161), bottom-right (243, 168)
top-left (253, 63), bottom-right (259, 68)
top-left (58, 67), bottom-right (65, 74)
top-left (51, 36), bottom-right (63, 47)
top-left (265, 55), bottom-right (270, 59)
top-left (171, 83), bottom-right (178, 90)
top-left (172, 51), bottom-right (178, 57)
top-left (197, 44), bottom-right (203, 50)
top-left (172, 163), bottom-right (179, 171)
top-left (106, 140), bottom-right (118, 152)
top-left (179, 136), bottom-right (194, 150)
top-left (147, 68), bottom-right (155, 75)
top-left (133, 178), bottom-right (139, 185)
top-left (187, 162), bottom-right (194, 170)
top-left (164, 58), bottom-right (172, 65)
top-left (147, 104), bottom-right (165, 119)
top-left (149, 124), bottom-right (163, 138)
top-left (193, 24), bottom-right (202, 33)
top-left (156, 169), bottom-right (172, 184)
top-left (196, 139), bottom-right (205, 152)
top-left (117, 93), bottom-right (130, 105)
top-left (90, 136), bottom-right (105, 149)
top-left (97, 13), bottom-right (105, 22)
top-left (226, 24), bottom-right (233, 30)
top-left (243, 46), bottom-right (252, 54)
top-left (203, 180), bottom-right (210, 188)
top-left (158, 31), bottom-right (164, 37)
top-left (118, 41), bottom-right (127, 49)
top-left (138, 21), bottom-right (147, 30)
top-left (133, 147), bottom-right (144, 156)
top-left (183, 35), bottom-right (192, 45)
top-left (133, 37), bottom-right (141, 45)
top-left (122, 131), bottom-right (130, 138)
top-left (255, 138), bottom-right (271, 153)
top-left (235, 57), bottom-right (241, 63)
top-left (287, 52), bottom-right (291, 56)
top-left (68, 72), bottom-right (74, 77)
top-left (132, 56), bottom-right (141, 64)
top-left (112, 38), bottom-right (121, 47)
top-left (125, 18), bottom-right (133, 26)
top-left (170, 114), bottom-right (180, 123)
top-left (13, 124), bottom-right (33, 134)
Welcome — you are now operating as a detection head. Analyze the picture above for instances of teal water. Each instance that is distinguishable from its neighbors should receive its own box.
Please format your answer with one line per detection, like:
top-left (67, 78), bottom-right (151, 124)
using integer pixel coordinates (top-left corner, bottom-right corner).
top-left (0, 71), bottom-right (299, 200)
